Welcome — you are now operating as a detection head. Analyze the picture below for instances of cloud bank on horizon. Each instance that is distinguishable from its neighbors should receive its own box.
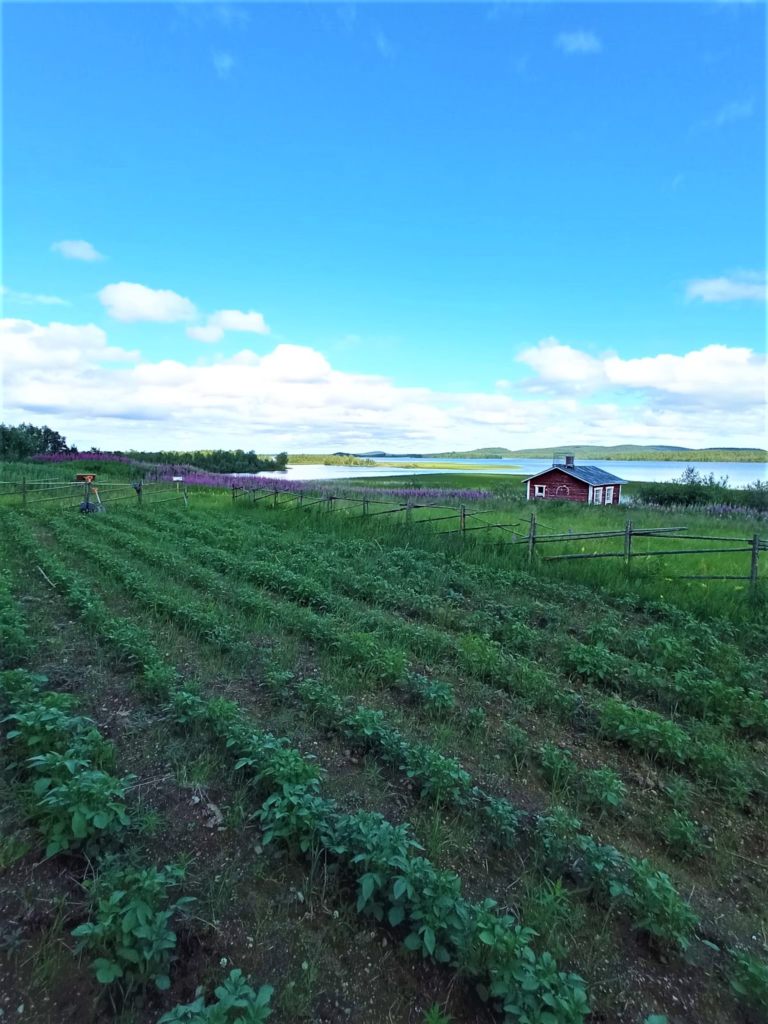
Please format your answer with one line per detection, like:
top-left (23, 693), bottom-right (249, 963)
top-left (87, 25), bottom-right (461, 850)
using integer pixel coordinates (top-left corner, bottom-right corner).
top-left (1, 303), bottom-right (764, 453)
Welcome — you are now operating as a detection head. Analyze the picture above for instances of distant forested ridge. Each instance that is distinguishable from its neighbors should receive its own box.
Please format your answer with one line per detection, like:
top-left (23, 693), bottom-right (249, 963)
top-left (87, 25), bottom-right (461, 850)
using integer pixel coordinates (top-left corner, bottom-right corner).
top-left (120, 450), bottom-right (288, 473)
top-left (426, 445), bottom-right (767, 462)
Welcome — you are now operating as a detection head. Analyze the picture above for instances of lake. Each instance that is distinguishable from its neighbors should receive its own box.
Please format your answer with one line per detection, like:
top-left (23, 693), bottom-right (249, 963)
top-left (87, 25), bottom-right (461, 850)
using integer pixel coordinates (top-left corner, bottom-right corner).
top-left (251, 458), bottom-right (766, 488)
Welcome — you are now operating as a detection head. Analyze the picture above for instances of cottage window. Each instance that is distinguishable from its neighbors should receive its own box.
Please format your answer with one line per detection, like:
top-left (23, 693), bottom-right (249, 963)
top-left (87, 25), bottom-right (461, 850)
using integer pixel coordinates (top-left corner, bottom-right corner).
top-left (534, 484), bottom-right (546, 498)
top-left (593, 487), bottom-right (604, 504)
top-left (605, 486), bottom-right (614, 504)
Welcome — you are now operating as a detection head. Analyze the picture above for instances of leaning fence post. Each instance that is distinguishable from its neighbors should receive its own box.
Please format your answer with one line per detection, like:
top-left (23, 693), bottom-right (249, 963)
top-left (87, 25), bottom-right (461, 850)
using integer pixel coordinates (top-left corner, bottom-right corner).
top-left (298, 490), bottom-right (303, 508)
top-left (528, 514), bottom-right (536, 565)
top-left (750, 533), bottom-right (760, 597)
top-left (363, 498), bottom-right (368, 516)
top-left (460, 504), bottom-right (466, 538)
top-left (232, 484), bottom-right (236, 502)
top-left (406, 501), bottom-right (412, 525)
top-left (624, 520), bottom-right (633, 574)
top-left (183, 486), bottom-right (188, 508)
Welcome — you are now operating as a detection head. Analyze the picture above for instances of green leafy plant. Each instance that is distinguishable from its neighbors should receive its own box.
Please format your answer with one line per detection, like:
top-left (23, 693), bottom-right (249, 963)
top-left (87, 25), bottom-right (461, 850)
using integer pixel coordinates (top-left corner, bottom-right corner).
top-left (423, 1002), bottom-right (452, 1024)
top-left (582, 766), bottom-right (625, 815)
top-left (466, 706), bottom-right (486, 732)
top-left (72, 862), bottom-right (194, 993)
top-left (28, 752), bottom-right (133, 857)
top-left (408, 673), bottom-right (455, 713)
top-left (659, 810), bottom-right (707, 860)
top-left (158, 969), bottom-right (274, 1022)
top-left (623, 858), bottom-right (699, 950)
top-left (727, 949), bottom-right (768, 1013)
top-left (539, 743), bottom-right (577, 792)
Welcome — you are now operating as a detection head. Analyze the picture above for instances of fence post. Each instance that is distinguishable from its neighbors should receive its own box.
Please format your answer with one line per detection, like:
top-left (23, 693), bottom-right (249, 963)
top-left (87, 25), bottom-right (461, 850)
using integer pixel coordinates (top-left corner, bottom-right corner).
top-left (136, 481), bottom-right (142, 506)
top-left (406, 501), bottom-right (412, 525)
top-left (528, 514), bottom-right (536, 565)
top-left (460, 504), bottom-right (466, 538)
top-left (329, 495), bottom-right (335, 513)
top-left (21, 475), bottom-right (27, 508)
top-left (363, 498), bottom-right (368, 516)
top-left (298, 490), bottom-right (303, 508)
top-left (750, 533), bottom-right (760, 598)
top-left (232, 484), bottom-right (236, 502)
top-left (624, 520), bottom-right (633, 574)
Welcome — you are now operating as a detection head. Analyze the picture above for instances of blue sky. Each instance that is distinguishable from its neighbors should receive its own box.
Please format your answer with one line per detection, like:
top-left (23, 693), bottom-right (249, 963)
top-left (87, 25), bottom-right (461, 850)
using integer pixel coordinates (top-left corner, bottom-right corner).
top-left (1, 1), bottom-right (765, 452)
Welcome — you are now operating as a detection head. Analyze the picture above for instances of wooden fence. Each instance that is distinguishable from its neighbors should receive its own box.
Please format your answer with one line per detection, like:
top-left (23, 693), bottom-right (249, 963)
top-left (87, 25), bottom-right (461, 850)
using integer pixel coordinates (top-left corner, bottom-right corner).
top-left (0, 477), bottom-right (187, 510)
top-left (232, 484), bottom-right (767, 595)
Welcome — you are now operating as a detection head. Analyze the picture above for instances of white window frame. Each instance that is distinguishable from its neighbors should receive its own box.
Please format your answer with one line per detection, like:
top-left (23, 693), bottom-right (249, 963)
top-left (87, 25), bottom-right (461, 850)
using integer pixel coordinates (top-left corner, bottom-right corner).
top-left (593, 487), bottom-right (604, 505)
top-left (534, 484), bottom-right (546, 498)
top-left (605, 486), bottom-right (614, 504)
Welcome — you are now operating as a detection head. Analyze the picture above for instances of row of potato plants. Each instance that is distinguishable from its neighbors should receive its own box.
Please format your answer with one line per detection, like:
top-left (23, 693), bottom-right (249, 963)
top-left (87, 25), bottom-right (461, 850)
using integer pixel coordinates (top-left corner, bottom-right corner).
top-left (147, 508), bottom-right (764, 692)
top-left (0, 516), bottom-right (274, 1020)
top-left (186, 515), bottom-right (768, 734)
top-left (38, 521), bottom-right (704, 955)
top-left (61, 515), bottom-right (763, 807)
top-left (49, 520), bottom-right (708, 950)
top-left (169, 686), bottom-right (591, 1023)
top-left (37, 516), bottom-right (688, 882)
top-left (18, 511), bottom-right (768, 1017)
top-left (0, 565), bottom-right (31, 667)
top-left (6, 516), bottom-right (592, 1023)
top-left (91, 505), bottom-right (767, 791)
top-left (289, 675), bottom-right (702, 952)
top-left (563, 641), bottom-right (768, 736)
top-left (0, 669), bottom-right (193, 996)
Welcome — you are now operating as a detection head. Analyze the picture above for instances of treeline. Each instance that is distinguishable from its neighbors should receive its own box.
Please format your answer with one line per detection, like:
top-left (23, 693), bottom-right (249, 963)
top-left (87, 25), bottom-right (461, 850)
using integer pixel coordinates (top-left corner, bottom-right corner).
top-left (635, 468), bottom-right (768, 510)
top-left (0, 423), bottom-right (74, 461)
top-left (288, 454), bottom-right (377, 466)
top-left (120, 450), bottom-right (289, 473)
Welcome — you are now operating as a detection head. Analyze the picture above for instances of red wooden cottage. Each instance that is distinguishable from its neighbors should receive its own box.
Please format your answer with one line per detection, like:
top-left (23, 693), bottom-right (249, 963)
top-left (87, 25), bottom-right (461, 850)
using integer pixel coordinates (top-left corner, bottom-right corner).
top-left (524, 455), bottom-right (626, 505)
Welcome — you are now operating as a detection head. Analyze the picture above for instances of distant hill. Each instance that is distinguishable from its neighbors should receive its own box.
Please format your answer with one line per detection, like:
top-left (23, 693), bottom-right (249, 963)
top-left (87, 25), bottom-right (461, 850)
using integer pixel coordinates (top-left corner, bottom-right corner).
top-left (338, 445), bottom-right (766, 462)
top-left (424, 445), bottom-right (767, 462)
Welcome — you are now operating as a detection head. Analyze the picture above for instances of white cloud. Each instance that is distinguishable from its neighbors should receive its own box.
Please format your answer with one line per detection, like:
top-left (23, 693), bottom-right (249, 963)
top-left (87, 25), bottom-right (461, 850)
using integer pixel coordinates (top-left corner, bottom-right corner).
top-left (686, 271), bottom-right (766, 303)
top-left (99, 282), bottom-right (198, 323)
top-left (51, 240), bottom-right (104, 262)
top-left (517, 337), bottom-right (766, 404)
top-left (0, 285), bottom-right (69, 307)
top-left (213, 51), bottom-right (235, 77)
top-left (209, 309), bottom-right (269, 333)
top-left (0, 318), bottom-right (139, 373)
top-left (186, 308), bottom-right (270, 343)
top-left (187, 324), bottom-right (225, 343)
top-left (704, 99), bottom-right (754, 129)
top-left (555, 31), bottom-right (602, 55)
top-left (1, 317), bottom-right (764, 452)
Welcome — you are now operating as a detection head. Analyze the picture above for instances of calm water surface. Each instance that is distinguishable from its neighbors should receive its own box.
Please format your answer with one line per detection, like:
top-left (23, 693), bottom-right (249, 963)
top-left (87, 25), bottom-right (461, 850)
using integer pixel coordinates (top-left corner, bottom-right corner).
top-left (251, 458), bottom-right (766, 488)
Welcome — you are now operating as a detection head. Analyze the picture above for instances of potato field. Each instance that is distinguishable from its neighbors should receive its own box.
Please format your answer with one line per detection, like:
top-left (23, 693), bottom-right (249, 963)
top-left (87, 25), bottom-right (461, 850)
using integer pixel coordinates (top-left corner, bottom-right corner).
top-left (1, 501), bottom-right (767, 1024)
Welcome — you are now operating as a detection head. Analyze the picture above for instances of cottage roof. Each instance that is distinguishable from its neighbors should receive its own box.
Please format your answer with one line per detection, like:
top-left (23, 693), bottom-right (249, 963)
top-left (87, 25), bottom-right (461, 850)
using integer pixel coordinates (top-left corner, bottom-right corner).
top-left (523, 465), bottom-right (628, 486)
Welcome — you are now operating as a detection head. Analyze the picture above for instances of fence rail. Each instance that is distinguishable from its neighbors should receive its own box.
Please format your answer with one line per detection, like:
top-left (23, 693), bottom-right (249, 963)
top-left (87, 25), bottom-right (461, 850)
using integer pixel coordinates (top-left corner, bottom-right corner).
top-left (230, 484), bottom-right (765, 596)
top-left (0, 476), bottom-right (187, 509)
